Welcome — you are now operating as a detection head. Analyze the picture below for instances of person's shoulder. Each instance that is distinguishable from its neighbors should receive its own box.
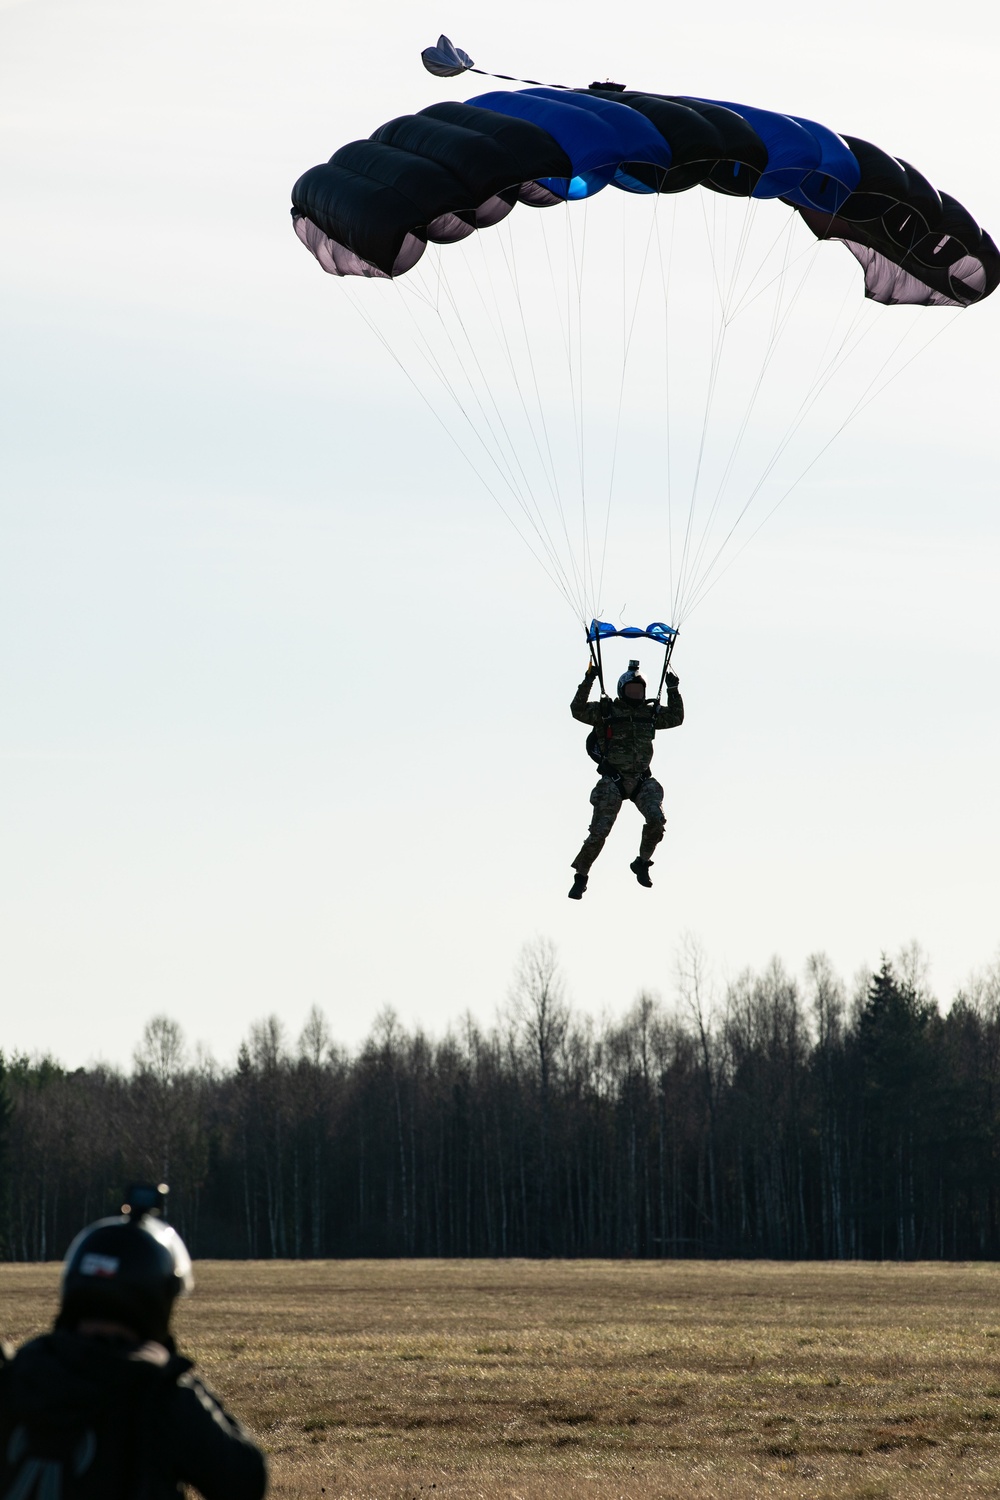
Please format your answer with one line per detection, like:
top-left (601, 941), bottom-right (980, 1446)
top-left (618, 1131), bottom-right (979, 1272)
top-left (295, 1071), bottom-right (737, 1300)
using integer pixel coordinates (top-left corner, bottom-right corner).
top-left (172, 1363), bottom-right (228, 1411)
top-left (0, 1332), bottom-right (98, 1410)
top-left (2, 1332), bottom-right (57, 1372)
top-left (158, 1349), bottom-right (233, 1419)
top-left (27, 1332), bottom-right (190, 1396)
top-left (128, 1340), bottom-right (189, 1372)
top-left (127, 1340), bottom-right (193, 1387)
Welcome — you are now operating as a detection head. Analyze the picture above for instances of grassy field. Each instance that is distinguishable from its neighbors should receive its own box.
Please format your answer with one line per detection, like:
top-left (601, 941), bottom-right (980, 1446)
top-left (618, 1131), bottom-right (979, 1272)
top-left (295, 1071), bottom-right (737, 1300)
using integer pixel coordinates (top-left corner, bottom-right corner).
top-left (5, 1260), bottom-right (1000, 1498)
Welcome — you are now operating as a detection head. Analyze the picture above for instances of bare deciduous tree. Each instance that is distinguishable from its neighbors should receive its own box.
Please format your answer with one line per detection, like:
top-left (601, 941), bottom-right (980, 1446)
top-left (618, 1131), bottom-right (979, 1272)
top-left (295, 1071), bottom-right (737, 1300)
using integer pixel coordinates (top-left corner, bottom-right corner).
top-left (510, 937), bottom-right (568, 1098)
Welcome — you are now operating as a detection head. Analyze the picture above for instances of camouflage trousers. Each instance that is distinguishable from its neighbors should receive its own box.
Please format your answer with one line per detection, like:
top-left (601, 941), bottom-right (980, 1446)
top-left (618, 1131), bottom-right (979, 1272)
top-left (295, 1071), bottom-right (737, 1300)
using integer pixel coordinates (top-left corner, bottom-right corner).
top-left (571, 772), bottom-right (666, 874)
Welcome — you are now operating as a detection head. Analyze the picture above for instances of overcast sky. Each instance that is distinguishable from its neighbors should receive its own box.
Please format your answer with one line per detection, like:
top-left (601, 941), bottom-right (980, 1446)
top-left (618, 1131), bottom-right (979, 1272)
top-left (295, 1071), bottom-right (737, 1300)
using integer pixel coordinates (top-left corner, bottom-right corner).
top-left (2, 0), bottom-right (998, 1071)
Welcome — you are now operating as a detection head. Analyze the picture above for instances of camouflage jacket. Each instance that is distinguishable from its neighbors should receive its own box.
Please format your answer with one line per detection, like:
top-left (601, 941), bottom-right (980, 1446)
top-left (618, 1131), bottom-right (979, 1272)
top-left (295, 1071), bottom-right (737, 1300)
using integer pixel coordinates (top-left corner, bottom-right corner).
top-left (571, 671), bottom-right (684, 776)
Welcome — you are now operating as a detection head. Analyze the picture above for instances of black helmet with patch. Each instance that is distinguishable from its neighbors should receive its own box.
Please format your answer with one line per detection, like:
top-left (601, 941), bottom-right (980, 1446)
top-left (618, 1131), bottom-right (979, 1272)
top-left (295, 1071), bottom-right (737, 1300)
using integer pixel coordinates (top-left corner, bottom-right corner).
top-left (617, 662), bottom-right (646, 701)
top-left (58, 1187), bottom-right (193, 1343)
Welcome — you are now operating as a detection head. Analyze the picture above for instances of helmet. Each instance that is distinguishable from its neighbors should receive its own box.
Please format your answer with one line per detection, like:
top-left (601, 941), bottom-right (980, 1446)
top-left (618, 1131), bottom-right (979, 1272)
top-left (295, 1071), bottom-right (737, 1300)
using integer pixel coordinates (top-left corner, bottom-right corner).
top-left (617, 667), bottom-right (646, 700)
top-left (58, 1206), bottom-right (193, 1344)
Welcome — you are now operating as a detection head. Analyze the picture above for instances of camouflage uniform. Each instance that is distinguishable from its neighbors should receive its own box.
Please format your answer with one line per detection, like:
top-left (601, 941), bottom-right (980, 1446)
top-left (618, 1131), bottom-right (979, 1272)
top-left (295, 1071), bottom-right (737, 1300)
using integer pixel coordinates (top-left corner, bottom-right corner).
top-left (570, 670), bottom-right (684, 874)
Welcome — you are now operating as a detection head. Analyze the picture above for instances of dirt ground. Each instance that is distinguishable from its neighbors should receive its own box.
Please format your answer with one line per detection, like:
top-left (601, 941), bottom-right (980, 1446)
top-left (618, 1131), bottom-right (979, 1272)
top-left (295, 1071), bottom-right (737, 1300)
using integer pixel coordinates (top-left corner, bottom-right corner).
top-left (5, 1258), bottom-right (1000, 1498)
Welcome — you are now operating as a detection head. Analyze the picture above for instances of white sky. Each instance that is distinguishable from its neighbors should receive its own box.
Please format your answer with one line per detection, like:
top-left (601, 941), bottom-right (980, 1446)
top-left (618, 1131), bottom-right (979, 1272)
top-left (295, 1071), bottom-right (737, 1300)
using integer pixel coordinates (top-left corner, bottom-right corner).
top-left (1, 0), bottom-right (998, 1070)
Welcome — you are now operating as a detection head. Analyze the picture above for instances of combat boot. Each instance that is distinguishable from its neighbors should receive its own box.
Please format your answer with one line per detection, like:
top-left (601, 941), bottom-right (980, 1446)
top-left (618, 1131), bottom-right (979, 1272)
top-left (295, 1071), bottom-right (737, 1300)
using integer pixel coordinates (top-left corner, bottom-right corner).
top-left (630, 857), bottom-right (653, 888)
top-left (568, 871), bottom-right (589, 900)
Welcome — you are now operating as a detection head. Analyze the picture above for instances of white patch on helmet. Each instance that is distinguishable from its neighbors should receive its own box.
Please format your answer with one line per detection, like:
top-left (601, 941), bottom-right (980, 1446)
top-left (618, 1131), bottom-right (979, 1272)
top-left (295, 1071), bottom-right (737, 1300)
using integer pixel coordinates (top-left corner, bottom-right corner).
top-left (79, 1253), bottom-right (120, 1278)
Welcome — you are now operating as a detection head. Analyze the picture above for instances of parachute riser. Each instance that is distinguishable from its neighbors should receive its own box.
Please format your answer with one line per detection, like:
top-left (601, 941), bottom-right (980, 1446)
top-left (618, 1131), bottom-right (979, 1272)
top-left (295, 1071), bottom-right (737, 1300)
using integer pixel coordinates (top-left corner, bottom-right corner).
top-left (654, 631), bottom-right (679, 706)
top-left (588, 633), bottom-right (610, 698)
top-left (587, 625), bottom-right (676, 701)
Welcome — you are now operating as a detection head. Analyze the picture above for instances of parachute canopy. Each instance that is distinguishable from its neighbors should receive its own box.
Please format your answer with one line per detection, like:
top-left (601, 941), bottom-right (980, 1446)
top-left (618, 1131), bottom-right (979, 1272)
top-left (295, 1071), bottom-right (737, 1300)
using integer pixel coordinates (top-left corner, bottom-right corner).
top-left (292, 83), bottom-right (999, 307)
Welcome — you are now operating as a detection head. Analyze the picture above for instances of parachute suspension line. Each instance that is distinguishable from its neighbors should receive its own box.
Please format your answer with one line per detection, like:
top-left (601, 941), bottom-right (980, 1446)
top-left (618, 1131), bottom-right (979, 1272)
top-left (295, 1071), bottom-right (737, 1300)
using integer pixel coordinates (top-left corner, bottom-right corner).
top-left (533, 201), bottom-right (592, 621)
top-left (683, 211), bottom-right (798, 596)
top-left (412, 261), bottom-right (542, 514)
top-left (564, 202), bottom-right (594, 617)
top-left (464, 225), bottom-right (574, 577)
top-left (489, 223), bottom-right (562, 511)
top-left (654, 197), bottom-right (678, 617)
top-left (682, 213), bottom-right (817, 610)
top-left (672, 195), bottom-right (759, 623)
top-left (598, 191), bottom-right (664, 615)
top-left (392, 259), bottom-right (590, 614)
top-left (489, 220), bottom-right (591, 617)
top-left (533, 205), bottom-right (595, 618)
top-left (596, 193), bottom-right (629, 616)
top-left (676, 194), bottom-right (758, 575)
top-left (845, 307), bottom-right (961, 418)
top-left (399, 259), bottom-right (532, 508)
top-left (683, 243), bottom-right (886, 614)
top-left (725, 195), bottom-right (769, 314)
top-left (342, 284), bottom-right (580, 618)
top-left (674, 197), bottom-right (821, 622)
top-left (396, 261), bottom-right (572, 582)
top-left (671, 205), bottom-right (732, 618)
top-left (682, 307), bottom-right (961, 620)
top-left (728, 230), bottom-right (836, 322)
top-left (700, 185), bottom-right (728, 316)
top-left (796, 274), bottom-right (859, 404)
top-left (423, 240), bottom-right (589, 613)
top-left (680, 299), bottom-right (879, 617)
top-left (713, 185), bottom-right (759, 318)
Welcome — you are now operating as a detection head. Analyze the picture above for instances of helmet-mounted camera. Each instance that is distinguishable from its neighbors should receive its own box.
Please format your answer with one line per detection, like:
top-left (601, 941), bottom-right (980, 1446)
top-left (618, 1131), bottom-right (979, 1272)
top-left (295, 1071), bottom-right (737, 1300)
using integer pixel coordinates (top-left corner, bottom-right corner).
top-left (122, 1183), bottom-right (169, 1220)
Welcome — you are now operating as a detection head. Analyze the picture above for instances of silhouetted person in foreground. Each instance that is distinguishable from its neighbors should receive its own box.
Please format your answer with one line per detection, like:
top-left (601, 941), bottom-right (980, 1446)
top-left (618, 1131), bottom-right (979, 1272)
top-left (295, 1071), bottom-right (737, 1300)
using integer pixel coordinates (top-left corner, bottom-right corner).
top-left (0, 1184), bottom-right (267, 1500)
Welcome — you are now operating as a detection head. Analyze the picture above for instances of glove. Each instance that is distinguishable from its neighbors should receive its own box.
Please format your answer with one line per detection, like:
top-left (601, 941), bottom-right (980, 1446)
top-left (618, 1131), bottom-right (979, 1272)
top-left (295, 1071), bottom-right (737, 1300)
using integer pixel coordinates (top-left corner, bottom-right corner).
top-left (665, 670), bottom-right (680, 690)
top-left (584, 660), bottom-right (597, 679)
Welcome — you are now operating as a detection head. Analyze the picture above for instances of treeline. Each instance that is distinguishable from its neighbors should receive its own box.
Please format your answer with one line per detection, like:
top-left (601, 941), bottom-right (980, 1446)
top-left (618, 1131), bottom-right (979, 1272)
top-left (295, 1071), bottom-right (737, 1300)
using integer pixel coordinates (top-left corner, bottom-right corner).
top-left (2, 940), bottom-right (1000, 1262)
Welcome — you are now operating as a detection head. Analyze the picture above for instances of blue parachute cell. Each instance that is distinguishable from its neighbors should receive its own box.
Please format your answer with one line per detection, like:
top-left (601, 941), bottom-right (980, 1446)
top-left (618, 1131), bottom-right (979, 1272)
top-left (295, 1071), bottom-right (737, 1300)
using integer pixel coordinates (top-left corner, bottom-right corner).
top-left (467, 87), bottom-right (672, 200)
top-left (694, 99), bottom-right (821, 199)
top-left (783, 115), bottom-right (861, 213)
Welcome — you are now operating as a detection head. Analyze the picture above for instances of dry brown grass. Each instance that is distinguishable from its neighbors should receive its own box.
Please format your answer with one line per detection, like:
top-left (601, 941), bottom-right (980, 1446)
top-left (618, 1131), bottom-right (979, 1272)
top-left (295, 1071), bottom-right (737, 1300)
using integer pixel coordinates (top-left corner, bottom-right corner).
top-left (6, 1259), bottom-right (1000, 1498)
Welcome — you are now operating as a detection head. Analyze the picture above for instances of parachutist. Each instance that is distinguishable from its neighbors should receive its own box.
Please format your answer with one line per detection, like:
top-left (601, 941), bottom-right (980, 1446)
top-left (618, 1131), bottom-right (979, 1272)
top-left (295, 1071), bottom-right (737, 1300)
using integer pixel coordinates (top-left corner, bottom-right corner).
top-left (568, 660), bottom-right (683, 896)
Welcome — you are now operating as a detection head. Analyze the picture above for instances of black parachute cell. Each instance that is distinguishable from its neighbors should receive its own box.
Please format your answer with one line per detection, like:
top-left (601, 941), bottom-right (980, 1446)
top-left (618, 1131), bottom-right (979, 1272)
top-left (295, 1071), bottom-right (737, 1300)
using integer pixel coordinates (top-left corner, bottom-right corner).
top-left (416, 102), bottom-right (573, 182)
top-left (293, 102), bottom-right (572, 276)
top-left (667, 97), bottom-right (768, 196)
top-left (791, 134), bottom-right (1000, 306)
top-left (584, 91), bottom-right (765, 195)
top-left (372, 107), bottom-right (567, 202)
